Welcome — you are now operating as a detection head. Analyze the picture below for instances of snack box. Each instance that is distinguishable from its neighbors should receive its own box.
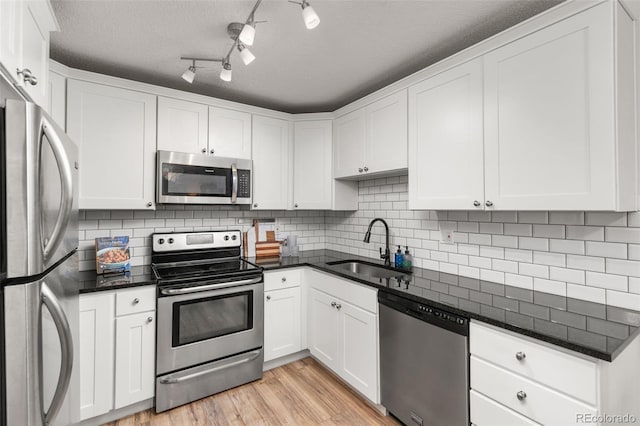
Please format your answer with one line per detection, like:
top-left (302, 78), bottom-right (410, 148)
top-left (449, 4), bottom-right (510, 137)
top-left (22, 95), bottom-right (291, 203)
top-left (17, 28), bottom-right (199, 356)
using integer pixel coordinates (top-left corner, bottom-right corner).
top-left (95, 236), bottom-right (131, 274)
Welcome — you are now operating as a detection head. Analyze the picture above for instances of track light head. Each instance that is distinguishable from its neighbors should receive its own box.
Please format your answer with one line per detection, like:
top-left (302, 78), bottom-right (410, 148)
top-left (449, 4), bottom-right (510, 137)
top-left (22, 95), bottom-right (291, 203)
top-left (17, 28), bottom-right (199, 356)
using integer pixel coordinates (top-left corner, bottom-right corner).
top-left (238, 44), bottom-right (256, 66)
top-left (301, 1), bottom-right (320, 29)
top-left (181, 65), bottom-right (196, 83)
top-left (239, 23), bottom-right (256, 46)
top-left (220, 61), bottom-right (232, 82)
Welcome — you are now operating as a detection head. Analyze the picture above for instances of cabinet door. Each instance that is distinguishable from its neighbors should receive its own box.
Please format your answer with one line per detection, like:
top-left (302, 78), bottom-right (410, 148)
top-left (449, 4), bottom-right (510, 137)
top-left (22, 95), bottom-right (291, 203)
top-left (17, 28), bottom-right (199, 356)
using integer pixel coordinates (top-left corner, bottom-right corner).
top-left (339, 300), bottom-right (379, 403)
top-left (157, 97), bottom-right (208, 154)
top-left (209, 107), bottom-right (251, 159)
top-left (251, 115), bottom-right (290, 210)
top-left (67, 80), bottom-right (157, 210)
top-left (365, 90), bottom-right (407, 174)
top-left (114, 311), bottom-right (155, 409)
top-left (408, 58), bottom-right (484, 210)
top-left (47, 70), bottom-right (66, 129)
top-left (309, 288), bottom-right (340, 370)
top-left (333, 109), bottom-right (366, 179)
top-left (293, 120), bottom-right (332, 209)
top-left (20, 0), bottom-right (55, 107)
top-left (484, 3), bottom-right (616, 210)
top-left (79, 292), bottom-right (115, 420)
top-left (0, 0), bottom-right (22, 87)
top-left (264, 287), bottom-right (301, 362)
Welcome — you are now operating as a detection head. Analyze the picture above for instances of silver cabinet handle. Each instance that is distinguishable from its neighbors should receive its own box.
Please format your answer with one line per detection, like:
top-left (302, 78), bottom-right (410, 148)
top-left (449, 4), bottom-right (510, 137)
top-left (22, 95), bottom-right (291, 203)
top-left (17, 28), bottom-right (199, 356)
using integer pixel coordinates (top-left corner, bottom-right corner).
top-left (210, 149), bottom-right (215, 154)
top-left (133, 298), bottom-right (140, 304)
top-left (294, 204), bottom-right (299, 208)
top-left (146, 202), bottom-right (152, 207)
top-left (17, 68), bottom-right (38, 85)
top-left (515, 351), bottom-right (526, 361)
top-left (485, 200), bottom-right (493, 207)
top-left (266, 295), bottom-right (271, 301)
top-left (159, 350), bottom-right (261, 384)
top-left (253, 203), bottom-right (258, 208)
top-left (281, 277), bottom-right (287, 282)
top-left (331, 301), bottom-right (337, 308)
top-left (231, 163), bottom-right (238, 204)
top-left (516, 391), bottom-right (527, 401)
top-left (201, 148), bottom-right (207, 153)
top-left (358, 168), bottom-right (363, 173)
top-left (336, 303), bottom-right (342, 310)
top-left (147, 316), bottom-right (153, 323)
top-left (40, 282), bottom-right (73, 425)
top-left (363, 166), bottom-right (368, 172)
top-left (473, 200), bottom-right (481, 207)
top-left (40, 119), bottom-right (73, 261)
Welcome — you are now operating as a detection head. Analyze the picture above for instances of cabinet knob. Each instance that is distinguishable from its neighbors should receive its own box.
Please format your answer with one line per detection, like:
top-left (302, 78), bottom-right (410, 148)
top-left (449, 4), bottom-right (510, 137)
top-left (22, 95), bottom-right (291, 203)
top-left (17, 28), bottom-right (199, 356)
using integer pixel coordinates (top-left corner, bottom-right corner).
top-left (201, 148), bottom-right (207, 153)
top-left (266, 295), bottom-right (271, 301)
top-left (363, 166), bottom-right (368, 172)
top-left (146, 202), bottom-right (152, 207)
top-left (133, 298), bottom-right (140, 304)
top-left (147, 316), bottom-right (154, 323)
top-left (294, 204), bottom-right (299, 208)
top-left (516, 390), bottom-right (527, 401)
top-left (210, 149), bottom-right (215, 154)
top-left (281, 277), bottom-right (287, 282)
top-left (253, 203), bottom-right (258, 208)
top-left (515, 351), bottom-right (526, 361)
top-left (485, 200), bottom-right (494, 207)
top-left (336, 303), bottom-right (342, 310)
top-left (331, 301), bottom-right (337, 308)
top-left (473, 200), bottom-right (481, 207)
top-left (358, 168), bottom-right (363, 173)
top-left (16, 68), bottom-right (37, 86)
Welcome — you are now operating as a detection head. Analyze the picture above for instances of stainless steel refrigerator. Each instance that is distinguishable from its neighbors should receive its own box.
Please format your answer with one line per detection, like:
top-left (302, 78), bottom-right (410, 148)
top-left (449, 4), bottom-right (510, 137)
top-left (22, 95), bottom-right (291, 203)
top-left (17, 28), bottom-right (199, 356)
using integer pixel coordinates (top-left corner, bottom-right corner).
top-left (1, 77), bottom-right (79, 425)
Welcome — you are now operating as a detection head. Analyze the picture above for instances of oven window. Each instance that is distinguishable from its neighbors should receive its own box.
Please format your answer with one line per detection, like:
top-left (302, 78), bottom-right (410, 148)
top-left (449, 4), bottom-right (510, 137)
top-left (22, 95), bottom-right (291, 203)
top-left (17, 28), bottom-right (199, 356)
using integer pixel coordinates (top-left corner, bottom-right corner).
top-left (162, 164), bottom-right (231, 197)
top-left (172, 291), bottom-right (253, 347)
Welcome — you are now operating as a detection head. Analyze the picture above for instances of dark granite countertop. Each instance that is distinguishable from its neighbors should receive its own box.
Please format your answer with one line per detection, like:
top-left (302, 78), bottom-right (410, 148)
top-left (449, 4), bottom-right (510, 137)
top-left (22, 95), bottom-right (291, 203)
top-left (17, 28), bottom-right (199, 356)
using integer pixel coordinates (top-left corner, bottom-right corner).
top-left (79, 266), bottom-right (155, 293)
top-left (79, 250), bottom-right (640, 361)
top-left (249, 249), bottom-right (640, 362)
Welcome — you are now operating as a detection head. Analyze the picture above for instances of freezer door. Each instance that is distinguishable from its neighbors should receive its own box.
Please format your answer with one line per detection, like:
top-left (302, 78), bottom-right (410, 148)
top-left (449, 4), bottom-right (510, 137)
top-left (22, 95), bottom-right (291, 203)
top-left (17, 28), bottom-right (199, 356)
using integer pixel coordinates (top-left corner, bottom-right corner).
top-left (5, 99), bottom-right (78, 278)
top-left (5, 253), bottom-right (79, 426)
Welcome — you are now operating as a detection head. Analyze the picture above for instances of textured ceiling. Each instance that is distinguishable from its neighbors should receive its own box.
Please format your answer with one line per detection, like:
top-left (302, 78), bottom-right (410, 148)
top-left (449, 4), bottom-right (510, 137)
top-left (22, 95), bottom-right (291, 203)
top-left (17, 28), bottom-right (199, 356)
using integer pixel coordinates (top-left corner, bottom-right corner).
top-left (50, 0), bottom-right (562, 113)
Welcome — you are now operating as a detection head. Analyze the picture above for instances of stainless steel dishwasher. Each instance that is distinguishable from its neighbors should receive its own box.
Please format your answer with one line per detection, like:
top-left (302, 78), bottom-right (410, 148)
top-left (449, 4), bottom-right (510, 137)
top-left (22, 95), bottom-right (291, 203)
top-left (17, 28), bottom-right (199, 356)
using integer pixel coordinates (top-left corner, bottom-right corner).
top-left (379, 292), bottom-right (469, 426)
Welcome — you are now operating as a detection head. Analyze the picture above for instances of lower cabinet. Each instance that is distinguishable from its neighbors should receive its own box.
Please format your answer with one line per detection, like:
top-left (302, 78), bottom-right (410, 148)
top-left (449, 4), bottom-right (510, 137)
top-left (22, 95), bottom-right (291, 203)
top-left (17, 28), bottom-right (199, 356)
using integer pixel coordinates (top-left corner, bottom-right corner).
top-left (307, 270), bottom-right (379, 403)
top-left (79, 287), bottom-right (156, 421)
top-left (264, 287), bottom-right (301, 362)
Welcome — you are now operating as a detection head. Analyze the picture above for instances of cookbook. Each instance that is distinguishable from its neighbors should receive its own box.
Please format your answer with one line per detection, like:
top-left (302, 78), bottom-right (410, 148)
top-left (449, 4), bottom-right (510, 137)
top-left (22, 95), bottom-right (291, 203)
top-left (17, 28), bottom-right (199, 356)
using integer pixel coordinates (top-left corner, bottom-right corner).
top-left (95, 236), bottom-right (131, 274)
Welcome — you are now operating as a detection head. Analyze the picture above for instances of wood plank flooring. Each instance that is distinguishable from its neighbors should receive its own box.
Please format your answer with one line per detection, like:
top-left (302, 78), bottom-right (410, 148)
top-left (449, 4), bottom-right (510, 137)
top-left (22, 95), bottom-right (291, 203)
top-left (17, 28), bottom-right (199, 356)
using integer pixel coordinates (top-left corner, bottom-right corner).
top-left (104, 357), bottom-right (400, 426)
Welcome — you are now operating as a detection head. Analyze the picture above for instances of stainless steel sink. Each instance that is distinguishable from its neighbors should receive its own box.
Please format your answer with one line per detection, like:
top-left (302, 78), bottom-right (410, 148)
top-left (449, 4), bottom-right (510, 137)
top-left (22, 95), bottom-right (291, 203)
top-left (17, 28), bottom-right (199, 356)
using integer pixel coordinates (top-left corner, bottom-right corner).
top-left (326, 260), bottom-right (404, 279)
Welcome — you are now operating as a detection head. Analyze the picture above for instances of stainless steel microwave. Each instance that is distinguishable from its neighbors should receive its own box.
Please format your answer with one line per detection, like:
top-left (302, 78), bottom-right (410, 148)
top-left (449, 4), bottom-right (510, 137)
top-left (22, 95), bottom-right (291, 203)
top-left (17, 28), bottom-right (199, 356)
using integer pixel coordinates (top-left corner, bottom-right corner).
top-left (156, 150), bottom-right (252, 205)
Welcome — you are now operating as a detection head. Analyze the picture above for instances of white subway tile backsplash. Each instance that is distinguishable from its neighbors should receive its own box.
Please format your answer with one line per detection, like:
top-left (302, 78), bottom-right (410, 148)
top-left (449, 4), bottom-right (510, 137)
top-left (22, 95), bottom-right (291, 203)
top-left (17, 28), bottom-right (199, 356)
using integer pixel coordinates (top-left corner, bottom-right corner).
top-left (629, 278), bottom-right (640, 295)
top-left (469, 233), bottom-right (492, 245)
top-left (480, 246), bottom-right (505, 259)
top-left (519, 263), bottom-right (549, 279)
top-left (492, 259), bottom-right (519, 274)
top-left (606, 259), bottom-right (640, 278)
top-left (549, 267), bottom-right (585, 285)
top-left (505, 273), bottom-right (533, 290)
top-left (605, 227), bottom-right (640, 244)
top-left (533, 251), bottom-right (566, 267)
top-left (629, 245), bottom-right (640, 261)
top-left (606, 290), bottom-right (640, 310)
top-left (586, 272), bottom-right (627, 291)
top-left (585, 212), bottom-right (627, 227)
top-left (566, 255), bottom-right (606, 272)
top-left (567, 283), bottom-right (605, 304)
top-left (518, 211), bottom-right (549, 224)
top-left (585, 241), bottom-right (628, 259)
top-left (566, 226), bottom-right (604, 241)
top-left (549, 239), bottom-right (585, 255)
top-left (549, 212), bottom-right (584, 225)
top-left (519, 237), bottom-right (549, 251)
top-left (505, 248), bottom-right (533, 263)
top-left (504, 223), bottom-right (532, 237)
top-left (533, 278), bottom-right (566, 296)
top-left (479, 222), bottom-right (503, 235)
top-left (492, 211), bottom-right (518, 223)
top-left (533, 224), bottom-right (565, 239)
top-left (481, 269), bottom-right (505, 284)
top-left (629, 212), bottom-right (640, 227)
top-left (492, 235), bottom-right (519, 248)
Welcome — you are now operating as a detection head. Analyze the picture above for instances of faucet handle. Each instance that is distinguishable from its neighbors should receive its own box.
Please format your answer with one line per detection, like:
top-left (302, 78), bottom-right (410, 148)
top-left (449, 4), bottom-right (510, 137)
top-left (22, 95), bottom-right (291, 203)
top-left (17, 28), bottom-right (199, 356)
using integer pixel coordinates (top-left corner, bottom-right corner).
top-left (379, 247), bottom-right (388, 259)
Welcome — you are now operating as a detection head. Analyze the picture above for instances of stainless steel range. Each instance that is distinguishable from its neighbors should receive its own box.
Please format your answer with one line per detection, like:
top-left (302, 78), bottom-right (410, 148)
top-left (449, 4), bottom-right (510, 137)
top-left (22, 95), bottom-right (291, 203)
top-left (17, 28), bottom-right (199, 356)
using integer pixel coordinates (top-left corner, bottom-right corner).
top-left (151, 230), bottom-right (264, 413)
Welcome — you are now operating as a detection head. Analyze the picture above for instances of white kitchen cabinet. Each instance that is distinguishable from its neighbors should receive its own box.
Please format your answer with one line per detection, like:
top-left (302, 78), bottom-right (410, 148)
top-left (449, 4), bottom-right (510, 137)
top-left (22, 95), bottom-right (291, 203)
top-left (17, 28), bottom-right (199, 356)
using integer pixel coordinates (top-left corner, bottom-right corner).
top-left (293, 120), bottom-right (332, 209)
top-left (251, 115), bottom-right (290, 210)
top-left (157, 96), bottom-right (208, 154)
top-left (114, 311), bottom-right (156, 409)
top-left (307, 270), bottom-right (379, 403)
top-left (483, 1), bottom-right (636, 211)
top-left (209, 107), bottom-right (252, 159)
top-left (79, 287), bottom-right (156, 422)
top-left (408, 58), bottom-right (484, 210)
top-left (470, 321), bottom-right (640, 426)
top-left (67, 79), bottom-right (157, 210)
top-left (333, 90), bottom-right (407, 179)
top-left (47, 69), bottom-right (66, 129)
top-left (79, 292), bottom-right (115, 421)
top-left (264, 287), bottom-right (302, 362)
top-left (0, 0), bottom-right (57, 107)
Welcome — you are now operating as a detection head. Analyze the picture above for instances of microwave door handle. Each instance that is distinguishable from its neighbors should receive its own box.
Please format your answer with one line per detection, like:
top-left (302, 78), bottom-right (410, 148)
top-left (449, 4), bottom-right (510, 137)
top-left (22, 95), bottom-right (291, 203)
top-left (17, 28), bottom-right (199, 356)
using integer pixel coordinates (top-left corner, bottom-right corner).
top-left (40, 282), bottom-right (73, 426)
top-left (40, 117), bottom-right (73, 261)
top-left (231, 163), bottom-right (238, 204)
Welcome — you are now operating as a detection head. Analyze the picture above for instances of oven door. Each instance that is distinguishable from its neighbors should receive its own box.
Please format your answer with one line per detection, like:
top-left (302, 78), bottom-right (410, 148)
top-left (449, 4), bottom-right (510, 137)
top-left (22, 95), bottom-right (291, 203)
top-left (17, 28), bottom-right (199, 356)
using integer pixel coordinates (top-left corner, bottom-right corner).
top-left (156, 276), bottom-right (264, 375)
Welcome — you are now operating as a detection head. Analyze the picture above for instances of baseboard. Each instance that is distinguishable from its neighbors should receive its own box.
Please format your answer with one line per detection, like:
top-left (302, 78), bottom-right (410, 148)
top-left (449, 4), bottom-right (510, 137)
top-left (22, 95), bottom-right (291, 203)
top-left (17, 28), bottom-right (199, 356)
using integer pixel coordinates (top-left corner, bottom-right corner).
top-left (263, 349), bottom-right (311, 371)
top-left (79, 398), bottom-right (154, 426)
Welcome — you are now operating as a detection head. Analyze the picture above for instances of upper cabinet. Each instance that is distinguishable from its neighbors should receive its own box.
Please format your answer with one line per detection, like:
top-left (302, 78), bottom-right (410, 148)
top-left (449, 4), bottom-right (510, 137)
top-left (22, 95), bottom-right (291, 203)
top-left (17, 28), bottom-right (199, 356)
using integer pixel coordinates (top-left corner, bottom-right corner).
top-left (409, 1), bottom-right (638, 211)
top-left (0, 0), bottom-right (58, 107)
top-left (333, 90), bottom-right (407, 179)
top-left (252, 115), bottom-right (290, 210)
top-left (209, 107), bottom-right (252, 159)
top-left (67, 80), bottom-right (157, 210)
top-left (156, 96), bottom-right (251, 159)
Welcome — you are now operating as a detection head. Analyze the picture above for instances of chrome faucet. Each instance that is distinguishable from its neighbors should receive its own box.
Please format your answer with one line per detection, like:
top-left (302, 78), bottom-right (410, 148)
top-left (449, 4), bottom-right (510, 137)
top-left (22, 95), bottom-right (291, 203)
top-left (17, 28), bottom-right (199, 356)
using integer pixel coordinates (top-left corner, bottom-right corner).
top-left (363, 218), bottom-right (391, 266)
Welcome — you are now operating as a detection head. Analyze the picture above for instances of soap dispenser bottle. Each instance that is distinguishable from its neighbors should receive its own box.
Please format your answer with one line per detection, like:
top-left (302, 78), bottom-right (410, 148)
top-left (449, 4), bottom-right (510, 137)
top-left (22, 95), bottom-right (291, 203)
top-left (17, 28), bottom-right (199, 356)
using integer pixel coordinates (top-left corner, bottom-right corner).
top-left (394, 245), bottom-right (403, 268)
top-left (403, 246), bottom-right (413, 269)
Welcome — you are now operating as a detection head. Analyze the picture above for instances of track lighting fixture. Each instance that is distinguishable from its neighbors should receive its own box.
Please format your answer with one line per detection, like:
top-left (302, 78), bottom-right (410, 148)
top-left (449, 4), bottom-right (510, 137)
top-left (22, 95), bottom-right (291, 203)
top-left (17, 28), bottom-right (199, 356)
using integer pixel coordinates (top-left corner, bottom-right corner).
top-left (179, 0), bottom-right (320, 83)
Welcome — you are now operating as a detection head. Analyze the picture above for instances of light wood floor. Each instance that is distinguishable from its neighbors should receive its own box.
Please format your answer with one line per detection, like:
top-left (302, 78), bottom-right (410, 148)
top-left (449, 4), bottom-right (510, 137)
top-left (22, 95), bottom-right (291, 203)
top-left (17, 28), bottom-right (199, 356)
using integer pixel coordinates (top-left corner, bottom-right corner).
top-left (104, 357), bottom-right (400, 426)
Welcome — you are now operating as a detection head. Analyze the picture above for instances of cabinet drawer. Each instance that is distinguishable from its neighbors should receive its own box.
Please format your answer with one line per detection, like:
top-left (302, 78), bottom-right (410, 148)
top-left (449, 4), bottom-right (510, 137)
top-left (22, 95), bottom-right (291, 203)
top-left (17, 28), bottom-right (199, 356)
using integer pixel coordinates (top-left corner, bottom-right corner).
top-left (116, 286), bottom-right (156, 316)
top-left (307, 269), bottom-right (377, 313)
top-left (471, 390), bottom-right (540, 426)
top-left (471, 356), bottom-right (596, 425)
top-left (470, 322), bottom-right (597, 405)
top-left (264, 268), bottom-right (302, 291)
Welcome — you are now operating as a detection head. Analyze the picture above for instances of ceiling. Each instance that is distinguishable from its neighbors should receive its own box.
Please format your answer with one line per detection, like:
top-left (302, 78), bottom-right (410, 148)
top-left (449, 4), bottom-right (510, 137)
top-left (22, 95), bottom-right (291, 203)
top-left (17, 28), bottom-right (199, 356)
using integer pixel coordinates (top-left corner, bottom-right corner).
top-left (50, 0), bottom-right (562, 114)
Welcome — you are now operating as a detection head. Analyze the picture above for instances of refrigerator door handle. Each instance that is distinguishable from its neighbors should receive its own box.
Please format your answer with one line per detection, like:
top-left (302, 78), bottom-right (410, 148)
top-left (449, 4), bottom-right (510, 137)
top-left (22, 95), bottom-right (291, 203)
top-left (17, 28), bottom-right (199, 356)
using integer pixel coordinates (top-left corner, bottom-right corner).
top-left (40, 282), bottom-right (73, 426)
top-left (40, 117), bottom-right (73, 261)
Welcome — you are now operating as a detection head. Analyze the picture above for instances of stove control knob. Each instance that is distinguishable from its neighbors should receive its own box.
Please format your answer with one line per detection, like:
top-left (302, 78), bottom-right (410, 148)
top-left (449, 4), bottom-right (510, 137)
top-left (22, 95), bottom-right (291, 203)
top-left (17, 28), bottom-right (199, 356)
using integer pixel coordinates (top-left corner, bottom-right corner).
top-left (231, 235), bottom-right (237, 240)
top-left (168, 238), bottom-right (174, 244)
top-left (158, 238), bottom-right (165, 244)
top-left (224, 235), bottom-right (230, 241)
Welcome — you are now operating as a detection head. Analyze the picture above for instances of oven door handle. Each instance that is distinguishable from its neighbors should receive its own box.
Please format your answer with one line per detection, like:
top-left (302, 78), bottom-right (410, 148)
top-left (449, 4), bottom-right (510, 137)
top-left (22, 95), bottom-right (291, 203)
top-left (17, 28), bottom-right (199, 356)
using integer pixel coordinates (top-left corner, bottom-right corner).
top-left (159, 350), bottom-right (262, 384)
top-left (160, 276), bottom-right (262, 295)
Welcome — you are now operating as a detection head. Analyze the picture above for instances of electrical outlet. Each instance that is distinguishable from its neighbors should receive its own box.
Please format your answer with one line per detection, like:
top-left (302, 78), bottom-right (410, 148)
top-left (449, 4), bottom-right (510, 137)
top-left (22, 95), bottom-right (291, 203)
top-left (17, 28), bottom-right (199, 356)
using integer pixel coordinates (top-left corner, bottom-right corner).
top-left (440, 227), bottom-right (455, 244)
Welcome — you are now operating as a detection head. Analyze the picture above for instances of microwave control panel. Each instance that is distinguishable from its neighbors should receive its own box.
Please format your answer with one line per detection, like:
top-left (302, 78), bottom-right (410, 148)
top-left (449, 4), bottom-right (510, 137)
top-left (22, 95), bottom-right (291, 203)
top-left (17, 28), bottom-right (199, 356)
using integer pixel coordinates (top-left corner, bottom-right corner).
top-left (238, 170), bottom-right (251, 198)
